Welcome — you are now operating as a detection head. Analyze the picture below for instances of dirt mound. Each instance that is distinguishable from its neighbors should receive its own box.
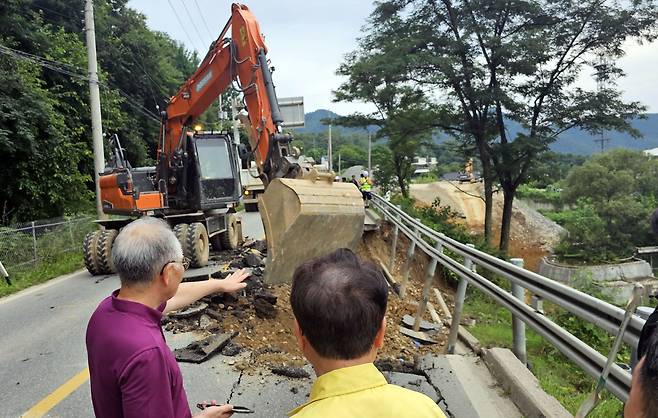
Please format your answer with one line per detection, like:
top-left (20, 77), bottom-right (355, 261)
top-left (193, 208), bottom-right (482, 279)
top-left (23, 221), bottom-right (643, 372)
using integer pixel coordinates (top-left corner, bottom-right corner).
top-left (411, 181), bottom-right (564, 272)
top-left (164, 236), bottom-right (451, 374)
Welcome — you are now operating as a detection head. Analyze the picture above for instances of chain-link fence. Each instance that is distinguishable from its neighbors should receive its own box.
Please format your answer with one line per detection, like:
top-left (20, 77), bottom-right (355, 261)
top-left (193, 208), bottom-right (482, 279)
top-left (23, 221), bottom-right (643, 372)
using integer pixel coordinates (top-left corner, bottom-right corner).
top-left (0, 216), bottom-right (97, 274)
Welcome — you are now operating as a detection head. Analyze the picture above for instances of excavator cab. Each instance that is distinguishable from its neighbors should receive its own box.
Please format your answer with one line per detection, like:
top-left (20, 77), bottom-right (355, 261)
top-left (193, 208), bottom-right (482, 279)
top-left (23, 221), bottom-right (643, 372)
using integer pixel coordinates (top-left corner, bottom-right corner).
top-left (186, 133), bottom-right (241, 210)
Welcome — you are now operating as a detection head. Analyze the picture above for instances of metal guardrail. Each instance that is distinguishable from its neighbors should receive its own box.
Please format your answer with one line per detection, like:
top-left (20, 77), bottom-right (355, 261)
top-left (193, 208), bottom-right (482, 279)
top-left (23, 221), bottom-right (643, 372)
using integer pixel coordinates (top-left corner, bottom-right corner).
top-left (370, 193), bottom-right (646, 402)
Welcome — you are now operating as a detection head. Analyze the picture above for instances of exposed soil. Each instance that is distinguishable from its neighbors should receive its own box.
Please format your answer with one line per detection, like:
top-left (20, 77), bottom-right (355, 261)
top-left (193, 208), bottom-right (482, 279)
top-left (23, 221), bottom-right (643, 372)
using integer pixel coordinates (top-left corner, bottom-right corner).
top-left (165, 234), bottom-right (452, 375)
top-left (410, 181), bottom-right (565, 272)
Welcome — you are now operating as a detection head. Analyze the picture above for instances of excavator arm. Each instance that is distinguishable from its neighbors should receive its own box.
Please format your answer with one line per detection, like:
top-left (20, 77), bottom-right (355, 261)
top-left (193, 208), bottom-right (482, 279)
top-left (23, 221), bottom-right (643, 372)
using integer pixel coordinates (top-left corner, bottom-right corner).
top-left (160, 3), bottom-right (295, 187)
top-left (160, 3), bottom-right (364, 284)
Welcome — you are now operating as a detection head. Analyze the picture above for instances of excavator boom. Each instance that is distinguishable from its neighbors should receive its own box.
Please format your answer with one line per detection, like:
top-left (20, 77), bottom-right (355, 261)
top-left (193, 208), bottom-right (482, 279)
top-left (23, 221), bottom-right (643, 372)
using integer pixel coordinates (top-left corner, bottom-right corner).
top-left (161, 4), bottom-right (364, 283)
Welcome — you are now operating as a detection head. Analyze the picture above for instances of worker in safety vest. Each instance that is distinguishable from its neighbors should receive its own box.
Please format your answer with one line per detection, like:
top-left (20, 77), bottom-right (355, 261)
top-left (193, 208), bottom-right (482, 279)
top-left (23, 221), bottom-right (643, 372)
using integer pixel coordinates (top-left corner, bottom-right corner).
top-left (359, 171), bottom-right (373, 204)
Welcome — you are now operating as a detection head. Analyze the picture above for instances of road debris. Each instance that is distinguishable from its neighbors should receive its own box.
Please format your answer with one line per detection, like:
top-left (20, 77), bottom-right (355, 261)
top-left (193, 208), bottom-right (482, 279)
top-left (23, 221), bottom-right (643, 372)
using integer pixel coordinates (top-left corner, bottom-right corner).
top-left (175, 331), bottom-right (238, 363)
top-left (163, 235), bottom-right (451, 372)
top-left (270, 366), bottom-right (310, 379)
top-left (169, 302), bottom-right (208, 318)
top-left (401, 314), bottom-right (439, 331)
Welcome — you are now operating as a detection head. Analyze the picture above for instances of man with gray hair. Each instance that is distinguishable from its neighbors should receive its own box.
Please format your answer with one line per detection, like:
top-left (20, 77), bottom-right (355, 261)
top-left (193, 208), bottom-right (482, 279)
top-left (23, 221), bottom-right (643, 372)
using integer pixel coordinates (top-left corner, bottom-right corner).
top-left (86, 217), bottom-right (248, 418)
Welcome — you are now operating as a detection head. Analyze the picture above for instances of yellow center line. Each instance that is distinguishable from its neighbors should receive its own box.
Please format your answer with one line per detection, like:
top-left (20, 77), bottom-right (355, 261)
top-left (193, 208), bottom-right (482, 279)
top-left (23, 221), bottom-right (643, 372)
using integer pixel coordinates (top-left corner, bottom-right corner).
top-left (22, 368), bottom-right (90, 418)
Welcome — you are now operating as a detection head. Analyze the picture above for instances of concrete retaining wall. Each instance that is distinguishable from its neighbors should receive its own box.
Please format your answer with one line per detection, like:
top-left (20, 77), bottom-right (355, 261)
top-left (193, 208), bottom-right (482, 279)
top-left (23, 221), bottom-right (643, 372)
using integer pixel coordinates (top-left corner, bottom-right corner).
top-left (538, 256), bottom-right (657, 304)
top-left (538, 257), bottom-right (652, 283)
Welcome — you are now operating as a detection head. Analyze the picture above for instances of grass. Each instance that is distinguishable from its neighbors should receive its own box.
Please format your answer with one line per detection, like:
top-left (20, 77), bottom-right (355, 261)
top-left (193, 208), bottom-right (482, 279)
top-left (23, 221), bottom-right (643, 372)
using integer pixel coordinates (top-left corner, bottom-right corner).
top-left (0, 252), bottom-right (85, 298)
top-left (464, 292), bottom-right (624, 417)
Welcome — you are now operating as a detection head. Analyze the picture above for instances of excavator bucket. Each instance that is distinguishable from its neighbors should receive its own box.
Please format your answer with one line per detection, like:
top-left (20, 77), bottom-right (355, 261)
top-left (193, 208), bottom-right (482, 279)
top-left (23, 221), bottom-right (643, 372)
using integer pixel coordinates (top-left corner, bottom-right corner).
top-left (258, 177), bottom-right (365, 284)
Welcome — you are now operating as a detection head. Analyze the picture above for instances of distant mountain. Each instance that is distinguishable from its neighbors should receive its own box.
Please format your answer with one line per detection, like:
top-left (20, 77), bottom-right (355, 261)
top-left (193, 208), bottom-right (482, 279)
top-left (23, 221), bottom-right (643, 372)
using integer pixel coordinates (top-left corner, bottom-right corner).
top-left (548, 114), bottom-right (658, 155)
top-left (294, 109), bottom-right (377, 135)
top-left (300, 109), bottom-right (658, 155)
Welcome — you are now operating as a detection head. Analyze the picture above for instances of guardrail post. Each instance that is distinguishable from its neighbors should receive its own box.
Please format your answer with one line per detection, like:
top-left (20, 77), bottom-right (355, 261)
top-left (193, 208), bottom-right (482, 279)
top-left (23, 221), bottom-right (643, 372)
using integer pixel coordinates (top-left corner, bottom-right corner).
top-left (31, 221), bottom-right (37, 261)
top-left (447, 243), bottom-right (475, 354)
top-left (510, 258), bottom-right (528, 365)
top-left (388, 208), bottom-right (400, 270)
top-left (399, 221), bottom-right (420, 298)
top-left (413, 241), bottom-right (443, 331)
top-left (531, 294), bottom-right (544, 315)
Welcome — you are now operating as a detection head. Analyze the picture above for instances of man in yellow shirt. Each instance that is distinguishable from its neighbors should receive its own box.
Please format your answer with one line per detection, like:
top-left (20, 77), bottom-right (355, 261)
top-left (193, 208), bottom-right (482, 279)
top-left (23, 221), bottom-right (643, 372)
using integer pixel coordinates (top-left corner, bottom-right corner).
top-left (288, 248), bottom-right (445, 418)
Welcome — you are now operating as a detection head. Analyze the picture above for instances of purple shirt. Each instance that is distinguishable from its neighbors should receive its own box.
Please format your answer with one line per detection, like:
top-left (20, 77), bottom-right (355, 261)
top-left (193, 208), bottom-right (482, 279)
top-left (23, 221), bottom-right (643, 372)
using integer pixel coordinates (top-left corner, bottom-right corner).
top-left (86, 290), bottom-right (191, 418)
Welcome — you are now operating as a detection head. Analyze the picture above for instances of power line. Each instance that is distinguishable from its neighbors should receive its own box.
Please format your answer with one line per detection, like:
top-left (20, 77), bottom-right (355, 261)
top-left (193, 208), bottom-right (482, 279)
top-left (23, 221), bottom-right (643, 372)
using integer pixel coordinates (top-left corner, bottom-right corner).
top-left (166, 0), bottom-right (201, 53)
top-left (179, 0), bottom-right (208, 50)
top-left (193, 0), bottom-right (214, 40)
top-left (0, 44), bottom-right (160, 124)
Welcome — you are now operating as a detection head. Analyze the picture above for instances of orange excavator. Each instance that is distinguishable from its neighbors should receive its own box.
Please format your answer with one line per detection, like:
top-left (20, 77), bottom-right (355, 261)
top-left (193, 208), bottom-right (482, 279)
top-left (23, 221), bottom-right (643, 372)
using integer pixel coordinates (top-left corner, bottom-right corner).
top-left (83, 3), bottom-right (364, 283)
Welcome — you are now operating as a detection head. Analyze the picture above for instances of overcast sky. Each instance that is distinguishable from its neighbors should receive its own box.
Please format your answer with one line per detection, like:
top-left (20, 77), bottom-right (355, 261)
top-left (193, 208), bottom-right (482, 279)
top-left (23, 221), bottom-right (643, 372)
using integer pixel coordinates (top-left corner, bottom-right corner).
top-left (127, 0), bottom-right (658, 114)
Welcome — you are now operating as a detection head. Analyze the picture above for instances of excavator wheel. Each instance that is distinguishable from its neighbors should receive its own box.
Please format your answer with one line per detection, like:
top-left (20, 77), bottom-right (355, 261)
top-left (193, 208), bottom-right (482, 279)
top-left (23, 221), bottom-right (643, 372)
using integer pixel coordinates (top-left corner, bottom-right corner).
top-left (218, 214), bottom-right (240, 250)
top-left (186, 222), bottom-right (209, 268)
top-left (97, 229), bottom-right (119, 274)
top-left (83, 230), bottom-right (102, 275)
top-left (173, 223), bottom-right (190, 259)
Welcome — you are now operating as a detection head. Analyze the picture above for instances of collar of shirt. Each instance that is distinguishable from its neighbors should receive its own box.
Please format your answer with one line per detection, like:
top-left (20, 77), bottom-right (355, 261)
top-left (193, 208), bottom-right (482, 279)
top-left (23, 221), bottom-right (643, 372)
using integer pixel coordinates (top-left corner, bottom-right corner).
top-left (288, 363), bottom-right (387, 416)
top-left (110, 289), bottom-right (165, 325)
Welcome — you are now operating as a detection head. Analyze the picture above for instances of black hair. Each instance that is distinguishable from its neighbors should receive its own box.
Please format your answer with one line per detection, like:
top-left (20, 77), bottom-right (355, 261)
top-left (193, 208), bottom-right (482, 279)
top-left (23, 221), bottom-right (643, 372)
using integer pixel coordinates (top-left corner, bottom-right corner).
top-left (290, 248), bottom-right (388, 360)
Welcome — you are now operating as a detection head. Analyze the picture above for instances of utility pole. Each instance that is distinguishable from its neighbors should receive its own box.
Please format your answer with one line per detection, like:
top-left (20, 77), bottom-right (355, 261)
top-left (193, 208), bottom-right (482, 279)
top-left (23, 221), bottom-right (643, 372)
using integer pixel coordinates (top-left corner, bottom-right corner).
top-left (338, 153), bottom-right (342, 174)
top-left (367, 130), bottom-right (372, 175)
top-left (328, 124), bottom-right (333, 172)
top-left (84, 0), bottom-right (105, 219)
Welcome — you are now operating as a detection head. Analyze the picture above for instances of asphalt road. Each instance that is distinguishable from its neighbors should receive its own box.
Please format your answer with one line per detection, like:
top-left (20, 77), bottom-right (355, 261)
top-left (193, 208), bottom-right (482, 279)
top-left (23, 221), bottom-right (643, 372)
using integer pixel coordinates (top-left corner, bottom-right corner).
top-left (0, 211), bottom-right (265, 417)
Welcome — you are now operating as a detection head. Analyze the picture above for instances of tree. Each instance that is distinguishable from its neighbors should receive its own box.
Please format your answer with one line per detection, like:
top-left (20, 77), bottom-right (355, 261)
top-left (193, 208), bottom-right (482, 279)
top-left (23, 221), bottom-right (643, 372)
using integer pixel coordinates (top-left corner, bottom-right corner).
top-left (555, 149), bottom-right (658, 261)
top-left (524, 152), bottom-right (586, 188)
top-left (361, 0), bottom-right (657, 252)
top-left (0, 0), bottom-right (200, 222)
top-left (332, 39), bottom-right (438, 197)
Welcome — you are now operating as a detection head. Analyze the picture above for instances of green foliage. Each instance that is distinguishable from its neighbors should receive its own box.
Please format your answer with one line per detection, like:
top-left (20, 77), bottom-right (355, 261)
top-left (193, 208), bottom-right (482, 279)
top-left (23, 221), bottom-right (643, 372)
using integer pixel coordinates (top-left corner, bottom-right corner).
top-left (0, 252), bottom-right (84, 298)
top-left (0, 0), bottom-right (198, 222)
top-left (551, 149), bottom-right (657, 262)
top-left (464, 291), bottom-right (623, 417)
top-left (516, 185), bottom-right (562, 206)
top-left (525, 152), bottom-right (587, 188)
top-left (411, 173), bottom-right (439, 184)
top-left (362, 0), bottom-right (657, 251)
top-left (332, 27), bottom-right (441, 197)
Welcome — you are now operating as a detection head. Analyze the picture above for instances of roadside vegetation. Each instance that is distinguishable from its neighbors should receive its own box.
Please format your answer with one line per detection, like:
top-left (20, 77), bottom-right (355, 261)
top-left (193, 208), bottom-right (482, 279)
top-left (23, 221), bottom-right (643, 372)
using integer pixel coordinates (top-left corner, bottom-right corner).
top-left (396, 195), bottom-right (629, 416)
top-left (0, 216), bottom-right (95, 297)
top-left (520, 149), bottom-right (658, 263)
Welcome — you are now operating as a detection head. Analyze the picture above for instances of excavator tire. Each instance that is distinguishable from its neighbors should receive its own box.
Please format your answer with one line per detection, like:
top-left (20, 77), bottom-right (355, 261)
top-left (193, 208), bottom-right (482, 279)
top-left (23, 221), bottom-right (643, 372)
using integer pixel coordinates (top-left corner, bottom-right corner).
top-left (186, 222), bottom-right (209, 268)
top-left (97, 229), bottom-right (119, 274)
top-left (83, 230), bottom-right (102, 275)
top-left (218, 214), bottom-right (240, 250)
top-left (173, 223), bottom-right (189, 259)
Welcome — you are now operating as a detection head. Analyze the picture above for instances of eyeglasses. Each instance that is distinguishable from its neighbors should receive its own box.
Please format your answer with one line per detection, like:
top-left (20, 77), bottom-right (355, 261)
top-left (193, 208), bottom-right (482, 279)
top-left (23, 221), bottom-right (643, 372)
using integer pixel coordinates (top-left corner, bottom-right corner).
top-left (160, 256), bottom-right (191, 275)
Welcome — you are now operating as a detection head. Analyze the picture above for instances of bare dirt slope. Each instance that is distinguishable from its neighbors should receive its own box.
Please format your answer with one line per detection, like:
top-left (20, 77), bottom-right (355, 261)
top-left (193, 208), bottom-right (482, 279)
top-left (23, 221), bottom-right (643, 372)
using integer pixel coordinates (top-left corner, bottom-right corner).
top-left (410, 181), bottom-right (564, 272)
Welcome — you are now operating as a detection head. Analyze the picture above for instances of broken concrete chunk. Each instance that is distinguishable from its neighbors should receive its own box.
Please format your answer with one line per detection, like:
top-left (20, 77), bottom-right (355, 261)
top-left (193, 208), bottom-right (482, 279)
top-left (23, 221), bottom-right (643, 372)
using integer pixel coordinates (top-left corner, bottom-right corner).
top-left (168, 302), bottom-right (208, 319)
top-left (175, 331), bottom-right (238, 363)
top-left (254, 290), bottom-right (277, 305)
top-left (199, 314), bottom-right (213, 329)
top-left (270, 366), bottom-right (310, 379)
top-left (221, 342), bottom-right (243, 356)
top-left (253, 298), bottom-right (277, 319)
top-left (399, 326), bottom-right (437, 344)
top-left (401, 314), bottom-right (440, 331)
